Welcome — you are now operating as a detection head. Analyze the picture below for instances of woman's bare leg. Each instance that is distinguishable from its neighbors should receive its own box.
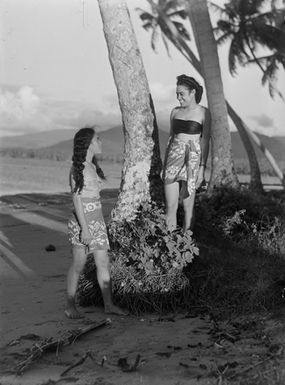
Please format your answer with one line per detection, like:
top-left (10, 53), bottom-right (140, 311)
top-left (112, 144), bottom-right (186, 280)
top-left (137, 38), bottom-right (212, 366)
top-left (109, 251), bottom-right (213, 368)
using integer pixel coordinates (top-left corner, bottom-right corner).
top-left (182, 182), bottom-right (196, 232)
top-left (94, 250), bottom-right (126, 315)
top-left (165, 182), bottom-right (180, 231)
top-left (65, 246), bottom-right (87, 319)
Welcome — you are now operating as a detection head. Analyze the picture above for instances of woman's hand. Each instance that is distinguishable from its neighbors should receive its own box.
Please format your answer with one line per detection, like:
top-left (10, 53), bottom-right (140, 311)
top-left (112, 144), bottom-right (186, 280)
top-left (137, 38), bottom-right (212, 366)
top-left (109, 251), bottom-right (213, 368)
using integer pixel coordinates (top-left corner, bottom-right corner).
top-left (196, 165), bottom-right (205, 188)
top-left (80, 227), bottom-right (92, 246)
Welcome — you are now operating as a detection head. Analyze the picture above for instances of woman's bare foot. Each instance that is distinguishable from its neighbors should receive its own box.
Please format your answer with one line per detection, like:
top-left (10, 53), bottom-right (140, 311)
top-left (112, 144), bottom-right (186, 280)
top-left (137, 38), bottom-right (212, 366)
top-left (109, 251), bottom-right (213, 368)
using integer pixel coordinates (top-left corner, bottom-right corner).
top-left (104, 304), bottom-right (128, 316)
top-left (65, 296), bottom-right (84, 319)
top-left (64, 307), bottom-right (84, 319)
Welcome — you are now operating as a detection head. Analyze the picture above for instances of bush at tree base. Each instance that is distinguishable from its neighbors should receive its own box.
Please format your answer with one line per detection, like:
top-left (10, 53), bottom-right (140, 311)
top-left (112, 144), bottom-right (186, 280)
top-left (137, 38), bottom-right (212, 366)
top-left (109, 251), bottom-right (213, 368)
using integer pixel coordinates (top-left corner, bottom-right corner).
top-left (78, 202), bottom-right (199, 313)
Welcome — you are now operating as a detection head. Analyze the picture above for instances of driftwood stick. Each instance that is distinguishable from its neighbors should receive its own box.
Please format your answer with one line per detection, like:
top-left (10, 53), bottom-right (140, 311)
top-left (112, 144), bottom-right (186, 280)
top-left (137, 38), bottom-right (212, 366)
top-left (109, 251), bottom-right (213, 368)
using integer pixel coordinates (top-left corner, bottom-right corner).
top-left (60, 351), bottom-right (94, 377)
top-left (14, 319), bottom-right (111, 375)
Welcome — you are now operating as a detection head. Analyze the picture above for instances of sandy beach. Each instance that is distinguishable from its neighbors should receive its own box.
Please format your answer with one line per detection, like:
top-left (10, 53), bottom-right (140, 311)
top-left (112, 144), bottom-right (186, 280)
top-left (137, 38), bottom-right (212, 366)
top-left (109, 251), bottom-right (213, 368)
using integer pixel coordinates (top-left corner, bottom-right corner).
top-left (0, 157), bottom-right (285, 384)
top-left (1, 188), bottom-right (285, 385)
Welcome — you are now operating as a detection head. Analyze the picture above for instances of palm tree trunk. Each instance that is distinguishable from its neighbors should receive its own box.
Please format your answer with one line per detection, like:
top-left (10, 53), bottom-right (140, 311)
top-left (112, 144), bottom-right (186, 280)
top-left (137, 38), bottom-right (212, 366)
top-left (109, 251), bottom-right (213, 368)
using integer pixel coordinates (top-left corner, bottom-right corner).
top-left (187, 0), bottom-right (239, 190)
top-left (98, 0), bottom-right (163, 221)
top-left (242, 122), bottom-right (285, 187)
top-left (226, 103), bottom-right (263, 191)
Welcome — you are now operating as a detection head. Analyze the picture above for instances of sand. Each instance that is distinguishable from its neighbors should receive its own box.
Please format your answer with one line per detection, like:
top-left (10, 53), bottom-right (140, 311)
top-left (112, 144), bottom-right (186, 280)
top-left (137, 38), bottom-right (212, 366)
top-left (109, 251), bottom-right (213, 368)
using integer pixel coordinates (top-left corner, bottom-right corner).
top-left (1, 190), bottom-right (285, 385)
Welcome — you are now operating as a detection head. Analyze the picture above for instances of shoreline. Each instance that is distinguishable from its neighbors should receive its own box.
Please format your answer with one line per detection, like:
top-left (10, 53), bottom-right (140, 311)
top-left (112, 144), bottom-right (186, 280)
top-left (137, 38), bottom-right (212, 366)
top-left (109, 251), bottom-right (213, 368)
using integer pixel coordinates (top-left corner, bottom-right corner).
top-left (0, 176), bottom-right (283, 198)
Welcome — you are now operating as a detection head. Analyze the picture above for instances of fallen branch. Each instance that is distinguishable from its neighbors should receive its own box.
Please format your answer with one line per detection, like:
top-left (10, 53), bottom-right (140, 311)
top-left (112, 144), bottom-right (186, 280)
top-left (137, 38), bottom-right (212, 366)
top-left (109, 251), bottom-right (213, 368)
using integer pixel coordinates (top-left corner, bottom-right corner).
top-left (14, 319), bottom-right (111, 375)
top-left (60, 351), bottom-right (95, 377)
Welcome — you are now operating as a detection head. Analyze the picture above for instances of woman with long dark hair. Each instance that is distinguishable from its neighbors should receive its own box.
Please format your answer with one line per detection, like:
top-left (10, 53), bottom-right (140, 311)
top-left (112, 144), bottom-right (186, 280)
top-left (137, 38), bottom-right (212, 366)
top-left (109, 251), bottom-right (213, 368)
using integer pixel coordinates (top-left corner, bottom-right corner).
top-left (65, 127), bottom-right (125, 318)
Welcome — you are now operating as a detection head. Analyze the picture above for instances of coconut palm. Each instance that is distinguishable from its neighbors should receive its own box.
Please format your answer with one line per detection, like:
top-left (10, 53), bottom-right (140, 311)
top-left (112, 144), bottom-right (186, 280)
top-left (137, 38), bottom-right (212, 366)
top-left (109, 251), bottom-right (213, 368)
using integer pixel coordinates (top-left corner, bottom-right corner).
top-left (98, 0), bottom-right (163, 221)
top-left (212, 0), bottom-right (285, 99)
top-left (186, 0), bottom-right (239, 189)
top-left (137, 0), bottom-right (285, 189)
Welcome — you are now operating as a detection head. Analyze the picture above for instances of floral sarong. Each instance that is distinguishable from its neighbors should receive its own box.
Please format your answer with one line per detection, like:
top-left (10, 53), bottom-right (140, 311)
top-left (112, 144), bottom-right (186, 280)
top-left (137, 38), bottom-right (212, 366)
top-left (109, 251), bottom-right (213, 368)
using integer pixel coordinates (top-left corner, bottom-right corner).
top-left (163, 136), bottom-right (201, 197)
top-left (67, 198), bottom-right (110, 251)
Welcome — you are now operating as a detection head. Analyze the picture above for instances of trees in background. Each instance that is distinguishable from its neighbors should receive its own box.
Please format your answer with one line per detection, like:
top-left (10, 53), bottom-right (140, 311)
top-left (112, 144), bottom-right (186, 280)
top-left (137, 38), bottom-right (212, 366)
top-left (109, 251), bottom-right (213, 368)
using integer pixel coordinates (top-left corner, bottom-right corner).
top-left (97, 0), bottom-right (163, 221)
top-left (213, 0), bottom-right (285, 186)
top-left (213, 0), bottom-right (285, 99)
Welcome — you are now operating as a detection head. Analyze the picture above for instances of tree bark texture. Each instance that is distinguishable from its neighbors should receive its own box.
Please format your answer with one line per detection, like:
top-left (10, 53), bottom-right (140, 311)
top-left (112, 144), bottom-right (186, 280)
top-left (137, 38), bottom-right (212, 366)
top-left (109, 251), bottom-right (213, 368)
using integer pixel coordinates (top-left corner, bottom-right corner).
top-left (187, 0), bottom-right (239, 190)
top-left (98, 0), bottom-right (163, 221)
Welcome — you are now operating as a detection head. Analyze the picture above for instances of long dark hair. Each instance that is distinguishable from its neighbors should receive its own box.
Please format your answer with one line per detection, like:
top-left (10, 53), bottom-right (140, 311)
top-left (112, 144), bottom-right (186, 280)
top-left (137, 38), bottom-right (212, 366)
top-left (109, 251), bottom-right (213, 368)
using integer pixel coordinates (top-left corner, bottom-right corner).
top-left (176, 74), bottom-right (203, 103)
top-left (72, 127), bottom-right (105, 193)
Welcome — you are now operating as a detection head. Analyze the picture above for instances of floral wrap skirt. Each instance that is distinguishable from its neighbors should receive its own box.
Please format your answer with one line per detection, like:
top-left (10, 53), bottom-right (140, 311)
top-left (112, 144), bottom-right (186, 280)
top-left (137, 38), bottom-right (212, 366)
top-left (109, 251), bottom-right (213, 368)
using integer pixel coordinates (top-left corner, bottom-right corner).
top-left (163, 136), bottom-right (201, 197)
top-left (67, 199), bottom-right (110, 251)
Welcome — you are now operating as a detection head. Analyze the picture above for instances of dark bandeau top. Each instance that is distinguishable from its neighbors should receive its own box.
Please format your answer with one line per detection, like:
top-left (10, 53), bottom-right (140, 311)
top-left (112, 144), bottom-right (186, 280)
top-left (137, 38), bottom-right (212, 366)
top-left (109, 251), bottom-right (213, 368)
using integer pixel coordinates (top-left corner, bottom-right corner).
top-left (173, 118), bottom-right (202, 135)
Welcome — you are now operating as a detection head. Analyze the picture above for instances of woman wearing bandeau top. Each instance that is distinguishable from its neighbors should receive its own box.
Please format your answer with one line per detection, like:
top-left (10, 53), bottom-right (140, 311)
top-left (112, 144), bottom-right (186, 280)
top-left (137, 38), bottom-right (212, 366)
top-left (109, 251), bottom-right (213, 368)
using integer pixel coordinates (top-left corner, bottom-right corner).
top-left (163, 74), bottom-right (211, 233)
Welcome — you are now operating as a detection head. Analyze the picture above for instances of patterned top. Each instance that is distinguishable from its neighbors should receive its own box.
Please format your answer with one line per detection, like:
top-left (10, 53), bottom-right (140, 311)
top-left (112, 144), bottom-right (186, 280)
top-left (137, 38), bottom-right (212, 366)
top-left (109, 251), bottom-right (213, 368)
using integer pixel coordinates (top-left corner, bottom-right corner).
top-left (69, 162), bottom-right (102, 199)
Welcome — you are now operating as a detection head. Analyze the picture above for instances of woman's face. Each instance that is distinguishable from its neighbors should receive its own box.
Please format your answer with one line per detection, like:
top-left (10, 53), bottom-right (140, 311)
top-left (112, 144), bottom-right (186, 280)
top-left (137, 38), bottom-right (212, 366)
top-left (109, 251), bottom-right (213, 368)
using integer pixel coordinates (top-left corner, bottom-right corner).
top-left (90, 132), bottom-right (102, 154)
top-left (176, 85), bottom-right (194, 107)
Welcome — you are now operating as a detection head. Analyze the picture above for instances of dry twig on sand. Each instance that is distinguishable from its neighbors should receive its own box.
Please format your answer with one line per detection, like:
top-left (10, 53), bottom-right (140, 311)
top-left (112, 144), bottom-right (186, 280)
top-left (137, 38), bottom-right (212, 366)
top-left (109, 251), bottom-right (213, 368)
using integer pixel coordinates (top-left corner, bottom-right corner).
top-left (14, 319), bottom-right (111, 375)
top-left (60, 351), bottom-right (95, 377)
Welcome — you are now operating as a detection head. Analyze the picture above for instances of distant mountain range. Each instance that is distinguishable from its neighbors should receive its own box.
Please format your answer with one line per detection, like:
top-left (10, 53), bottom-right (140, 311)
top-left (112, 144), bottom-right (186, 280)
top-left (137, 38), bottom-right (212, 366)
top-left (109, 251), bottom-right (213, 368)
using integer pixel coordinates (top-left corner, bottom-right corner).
top-left (0, 129), bottom-right (77, 149)
top-left (1, 125), bottom-right (285, 162)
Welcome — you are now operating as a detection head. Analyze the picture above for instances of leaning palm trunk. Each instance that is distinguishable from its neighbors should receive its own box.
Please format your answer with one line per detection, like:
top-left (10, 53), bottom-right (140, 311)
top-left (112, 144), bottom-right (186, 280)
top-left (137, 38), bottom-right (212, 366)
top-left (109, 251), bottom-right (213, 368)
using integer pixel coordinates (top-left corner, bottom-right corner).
top-left (242, 123), bottom-right (285, 187)
top-left (226, 103), bottom-right (264, 191)
top-left (187, 0), bottom-right (239, 189)
top-left (98, 0), bottom-right (163, 221)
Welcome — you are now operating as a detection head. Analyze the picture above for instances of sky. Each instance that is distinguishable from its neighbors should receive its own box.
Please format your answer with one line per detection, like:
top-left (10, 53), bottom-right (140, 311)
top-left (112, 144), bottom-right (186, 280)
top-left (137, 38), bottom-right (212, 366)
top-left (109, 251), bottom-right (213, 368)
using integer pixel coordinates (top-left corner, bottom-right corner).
top-left (0, 0), bottom-right (285, 139)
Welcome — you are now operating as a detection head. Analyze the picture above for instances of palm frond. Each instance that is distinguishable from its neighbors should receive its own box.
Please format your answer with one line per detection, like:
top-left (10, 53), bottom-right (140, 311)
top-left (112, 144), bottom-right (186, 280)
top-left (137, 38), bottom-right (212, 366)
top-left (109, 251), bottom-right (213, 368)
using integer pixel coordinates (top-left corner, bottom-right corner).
top-left (255, 52), bottom-right (285, 68)
top-left (224, 2), bottom-right (240, 20)
top-left (136, 9), bottom-right (155, 22)
top-left (261, 59), bottom-right (284, 100)
top-left (163, 0), bottom-right (183, 12)
top-left (161, 32), bottom-right (171, 57)
top-left (228, 35), bottom-right (250, 73)
top-left (216, 31), bottom-right (234, 46)
top-left (245, 0), bottom-right (268, 16)
top-left (172, 21), bottom-right (191, 40)
top-left (167, 10), bottom-right (188, 20)
top-left (254, 8), bottom-right (285, 25)
top-left (216, 19), bottom-right (238, 34)
top-left (142, 21), bottom-right (154, 32)
top-left (150, 25), bottom-right (160, 52)
top-left (228, 40), bottom-right (239, 75)
top-left (251, 23), bottom-right (285, 51)
top-left (209, 1), bottom-right (228, 15)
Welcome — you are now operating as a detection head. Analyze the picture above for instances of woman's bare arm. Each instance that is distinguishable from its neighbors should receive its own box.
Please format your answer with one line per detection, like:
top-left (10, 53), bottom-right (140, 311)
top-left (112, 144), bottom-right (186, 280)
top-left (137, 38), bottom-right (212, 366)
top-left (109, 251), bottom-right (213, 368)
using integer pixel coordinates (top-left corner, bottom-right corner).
top-left (70, 170), bottom-right (91, 245)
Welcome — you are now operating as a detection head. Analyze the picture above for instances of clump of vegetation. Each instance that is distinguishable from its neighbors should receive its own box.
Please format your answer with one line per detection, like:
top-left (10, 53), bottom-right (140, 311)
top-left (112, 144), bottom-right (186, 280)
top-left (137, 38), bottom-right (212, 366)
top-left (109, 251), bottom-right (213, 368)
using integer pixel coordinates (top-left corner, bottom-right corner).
top-left (78, 187), bottom-right (285, 317)
top-left (188, 188), bottom-right (285, 317)
top-left (78, 202), bottom-right (198, 313)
